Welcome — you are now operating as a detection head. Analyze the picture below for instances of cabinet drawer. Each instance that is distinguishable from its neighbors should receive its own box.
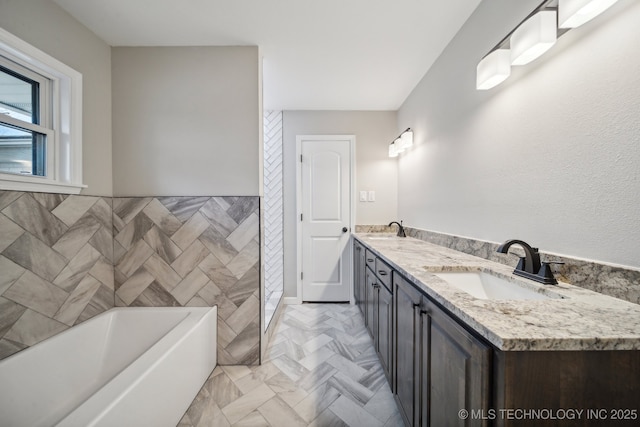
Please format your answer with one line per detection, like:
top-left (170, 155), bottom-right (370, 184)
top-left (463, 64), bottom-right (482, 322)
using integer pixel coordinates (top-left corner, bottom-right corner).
top-left (375, 258), bottom-right (392, 291)
top-left (365, 249), bottom-right (376, 271)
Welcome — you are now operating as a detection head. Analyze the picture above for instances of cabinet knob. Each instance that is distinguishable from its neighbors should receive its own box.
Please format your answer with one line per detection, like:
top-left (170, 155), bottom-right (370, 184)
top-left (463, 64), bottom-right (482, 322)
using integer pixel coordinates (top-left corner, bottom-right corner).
top-left (342, 227), bottom-right (348, 233)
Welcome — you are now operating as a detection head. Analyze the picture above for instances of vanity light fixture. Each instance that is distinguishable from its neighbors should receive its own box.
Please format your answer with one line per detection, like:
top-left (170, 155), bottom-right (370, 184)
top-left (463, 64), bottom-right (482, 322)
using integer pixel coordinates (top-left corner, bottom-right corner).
top-left (388, 128), bottom-right (413, 158)
top-left (510, 10), bottom-right (557, 65)
top-left (558, 0), bottom-right (619, 28)
top-left (394, 137), bottom-right (405, 154)
top-left (477, 49), bottom-right (511, 90)
top-left (388, 142), bottom-right (398, 158)
top-left (476, 0), bottom-right (620, 90)
top-left (400, 129), bottom-right (413, 149)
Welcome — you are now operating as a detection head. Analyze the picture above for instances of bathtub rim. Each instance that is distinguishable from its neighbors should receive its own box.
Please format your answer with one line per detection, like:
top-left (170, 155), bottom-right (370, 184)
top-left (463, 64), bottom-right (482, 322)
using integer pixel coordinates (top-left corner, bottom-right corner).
top-left (56, 306), bottom-right (217, 426)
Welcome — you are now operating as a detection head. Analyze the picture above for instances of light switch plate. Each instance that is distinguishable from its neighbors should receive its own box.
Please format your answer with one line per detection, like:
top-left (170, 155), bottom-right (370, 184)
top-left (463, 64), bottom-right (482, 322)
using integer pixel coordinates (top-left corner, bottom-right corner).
top-left (359, 191), bottom-right (367, 202)
top-left (368, 191), bottom-right (376, 202)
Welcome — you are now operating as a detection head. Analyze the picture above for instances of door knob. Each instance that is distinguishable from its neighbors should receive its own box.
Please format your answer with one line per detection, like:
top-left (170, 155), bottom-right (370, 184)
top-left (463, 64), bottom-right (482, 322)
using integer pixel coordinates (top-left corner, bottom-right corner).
top-left (342, 227), bottom-right (348, 233)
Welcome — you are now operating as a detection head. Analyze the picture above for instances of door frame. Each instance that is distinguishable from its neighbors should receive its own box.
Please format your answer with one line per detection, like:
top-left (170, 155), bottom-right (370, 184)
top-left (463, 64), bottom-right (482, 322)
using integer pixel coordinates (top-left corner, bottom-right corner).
top-left (296, 134), bottom-right (356, 304)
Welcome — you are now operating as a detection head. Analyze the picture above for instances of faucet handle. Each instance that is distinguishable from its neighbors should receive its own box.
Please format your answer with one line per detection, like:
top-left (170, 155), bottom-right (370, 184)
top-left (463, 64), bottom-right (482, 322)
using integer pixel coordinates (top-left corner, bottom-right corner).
top-left (541, 261), bottom-right (565, 269)
top-left (537, 261), bottom-right (564, 285)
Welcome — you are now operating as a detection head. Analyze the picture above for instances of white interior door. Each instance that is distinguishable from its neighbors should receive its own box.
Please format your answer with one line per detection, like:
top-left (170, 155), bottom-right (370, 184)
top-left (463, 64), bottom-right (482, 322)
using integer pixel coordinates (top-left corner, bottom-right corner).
top-left (299, 136), bottom-right (352, 302)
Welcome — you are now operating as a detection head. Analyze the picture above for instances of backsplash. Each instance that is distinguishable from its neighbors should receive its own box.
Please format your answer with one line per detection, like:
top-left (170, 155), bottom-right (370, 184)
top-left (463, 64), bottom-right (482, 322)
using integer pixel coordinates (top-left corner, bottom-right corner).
top-left (113, 196), bottom-right (260, 365)
top-left (355, 224), bottom-right (395, 233)
top-left (404, 226), bottom-right (640, 305)
top-left (0, 191), bottom-right (260, 365)
top-left (0, 191), bottom-right (114, 359)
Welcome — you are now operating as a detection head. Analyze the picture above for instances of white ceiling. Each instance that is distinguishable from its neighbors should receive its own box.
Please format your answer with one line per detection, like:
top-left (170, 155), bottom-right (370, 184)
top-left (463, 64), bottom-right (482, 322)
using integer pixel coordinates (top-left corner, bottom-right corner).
top-left (53, 0), bottom-right (481, 111)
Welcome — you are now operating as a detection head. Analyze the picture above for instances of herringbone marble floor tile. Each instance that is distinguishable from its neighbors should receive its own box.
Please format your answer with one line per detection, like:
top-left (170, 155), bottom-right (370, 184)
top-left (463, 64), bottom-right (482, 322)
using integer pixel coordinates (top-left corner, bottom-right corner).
top-left (180, 304), bottom-right (401, 427)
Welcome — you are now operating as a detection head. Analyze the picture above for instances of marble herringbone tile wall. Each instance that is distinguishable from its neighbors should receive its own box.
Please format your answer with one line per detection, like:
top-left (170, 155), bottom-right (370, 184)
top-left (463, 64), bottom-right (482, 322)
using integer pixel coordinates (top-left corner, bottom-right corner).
top-left (0, 190), bottom-right (114, 360)
top-left (113, 196), bottom-right (261, 365)
top-left (0, 191), bottom-right (261, 364)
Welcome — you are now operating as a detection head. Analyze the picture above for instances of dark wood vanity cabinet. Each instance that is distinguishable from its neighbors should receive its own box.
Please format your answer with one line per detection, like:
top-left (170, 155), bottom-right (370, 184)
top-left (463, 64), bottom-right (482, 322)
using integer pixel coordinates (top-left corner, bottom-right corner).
top-left (355, 238), bottom-right (640, 427)
top-left (364, 263), bottom-right (394, 385)
top-left (354, 241), bottom-right (395, 386)
top-left (363, 249), bottom-right (377, 332)
top-left (353, 240), bottom-right (366, 315)
top-left (355, 239), bottom-right (490, 427)
top-left (492, 350), bottom-right (640, 427)
top-left (424, 298), bottom-right (491, 427)
top-left (394, 273), bottom-right (491, 427)
top-left (394, 274), bottom-right (422, 426)
top-left (365, 267), bottom-right (377, 337)
top-left (377, 278), bottom-right (394, 384)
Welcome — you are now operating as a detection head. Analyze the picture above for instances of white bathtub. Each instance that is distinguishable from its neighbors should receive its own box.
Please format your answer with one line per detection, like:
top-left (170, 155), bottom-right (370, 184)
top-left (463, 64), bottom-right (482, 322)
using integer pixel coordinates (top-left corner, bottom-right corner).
top-left (0, 306), bottom-right (217, 427)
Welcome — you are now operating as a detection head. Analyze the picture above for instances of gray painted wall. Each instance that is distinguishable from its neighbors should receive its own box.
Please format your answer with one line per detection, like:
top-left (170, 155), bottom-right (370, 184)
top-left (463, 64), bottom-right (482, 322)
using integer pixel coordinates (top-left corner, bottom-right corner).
top-left (397, 0), bottom-right (640, 268)
top-left (0, 0), bottom-right (113, 196)
top-left (111, 46), bottom-right (261, 197)
top-left (282, 110), bottom-right (398, 298)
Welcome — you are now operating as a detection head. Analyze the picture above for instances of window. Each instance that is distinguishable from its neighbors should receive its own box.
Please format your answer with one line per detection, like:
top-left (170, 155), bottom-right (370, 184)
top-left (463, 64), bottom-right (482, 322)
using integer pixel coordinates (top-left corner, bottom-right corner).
top-left (0, 28), bottom-right (84, 194)
top-left (0, 60), bottom-right (50, 177)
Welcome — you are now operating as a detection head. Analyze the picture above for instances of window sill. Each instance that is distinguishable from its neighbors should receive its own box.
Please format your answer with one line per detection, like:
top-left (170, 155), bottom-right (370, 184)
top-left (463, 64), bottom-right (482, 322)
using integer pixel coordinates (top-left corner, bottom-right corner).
top-left (0, 177), bottom-right (86, 195)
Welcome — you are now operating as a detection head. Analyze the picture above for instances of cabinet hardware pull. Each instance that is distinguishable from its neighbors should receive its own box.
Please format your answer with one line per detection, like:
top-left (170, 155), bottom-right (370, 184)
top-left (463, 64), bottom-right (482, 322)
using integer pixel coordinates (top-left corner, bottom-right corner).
top-left (367, 258), bottom-right (374, 262)
top-left (413, 303), bottom-right (420, 308)
top-left (420, 310), bottom-right (429, 316)
top-left (378, 271), bottom-right (388, 276)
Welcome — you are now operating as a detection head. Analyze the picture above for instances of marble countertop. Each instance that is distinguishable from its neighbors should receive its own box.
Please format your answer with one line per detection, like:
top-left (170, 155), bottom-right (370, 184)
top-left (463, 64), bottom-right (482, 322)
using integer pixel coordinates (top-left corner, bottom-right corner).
top-left (354, 233), bottom-right (640, 351)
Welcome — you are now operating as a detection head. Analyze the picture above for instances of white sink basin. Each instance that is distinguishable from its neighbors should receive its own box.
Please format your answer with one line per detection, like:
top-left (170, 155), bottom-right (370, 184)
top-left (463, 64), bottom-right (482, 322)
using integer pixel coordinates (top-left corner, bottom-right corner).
top-left (433, 271), bottom-right (562, 301)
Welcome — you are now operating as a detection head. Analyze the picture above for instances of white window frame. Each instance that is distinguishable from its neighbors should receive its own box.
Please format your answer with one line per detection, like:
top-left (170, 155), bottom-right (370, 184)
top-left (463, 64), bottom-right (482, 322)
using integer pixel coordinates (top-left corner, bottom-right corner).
top-left (0, 57), bottom-right (53, 177)
top-left (0, 27), bottom-right (84, 194)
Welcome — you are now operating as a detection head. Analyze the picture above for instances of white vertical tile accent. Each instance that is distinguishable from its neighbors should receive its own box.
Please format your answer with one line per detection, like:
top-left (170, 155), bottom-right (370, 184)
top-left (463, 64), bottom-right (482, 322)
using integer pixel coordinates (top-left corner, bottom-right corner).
top-left (263, 110), bottom-right (284, 328)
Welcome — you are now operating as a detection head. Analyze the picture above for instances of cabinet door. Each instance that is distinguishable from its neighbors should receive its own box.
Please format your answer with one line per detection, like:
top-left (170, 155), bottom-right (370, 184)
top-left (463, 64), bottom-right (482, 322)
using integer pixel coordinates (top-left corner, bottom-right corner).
top-left (358, 244), bottom-right (366, 312)
top-left (365, 267), bottom-right (377, 337)
top-left (394, 275), bottom-right (422, 427)
top-left (377, 283), bottom-right (393, 387)
top-left (419, 298), bottom-right (430, 427)
top-left (353, 241), bottom-right (359, 304)
top-left (426, 301), bottom-right (491, 427)
top-left (353, 241), bottom-right (364, 313)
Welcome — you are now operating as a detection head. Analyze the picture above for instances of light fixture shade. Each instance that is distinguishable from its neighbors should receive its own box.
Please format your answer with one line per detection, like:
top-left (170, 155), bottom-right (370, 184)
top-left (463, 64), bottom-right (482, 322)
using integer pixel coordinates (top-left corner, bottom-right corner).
top-left (394, 137), bottom-right (405, 153)
top-left (510, 11), bottom-right (557, 65)
top-left (400, 130), bottom-right (413, 149)
top-left (559, 0), bottom-right (619, 28)
top-left (476, 50), bottom-right (511, 90)
top-left (388, 143), bottom-right (398, 158)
